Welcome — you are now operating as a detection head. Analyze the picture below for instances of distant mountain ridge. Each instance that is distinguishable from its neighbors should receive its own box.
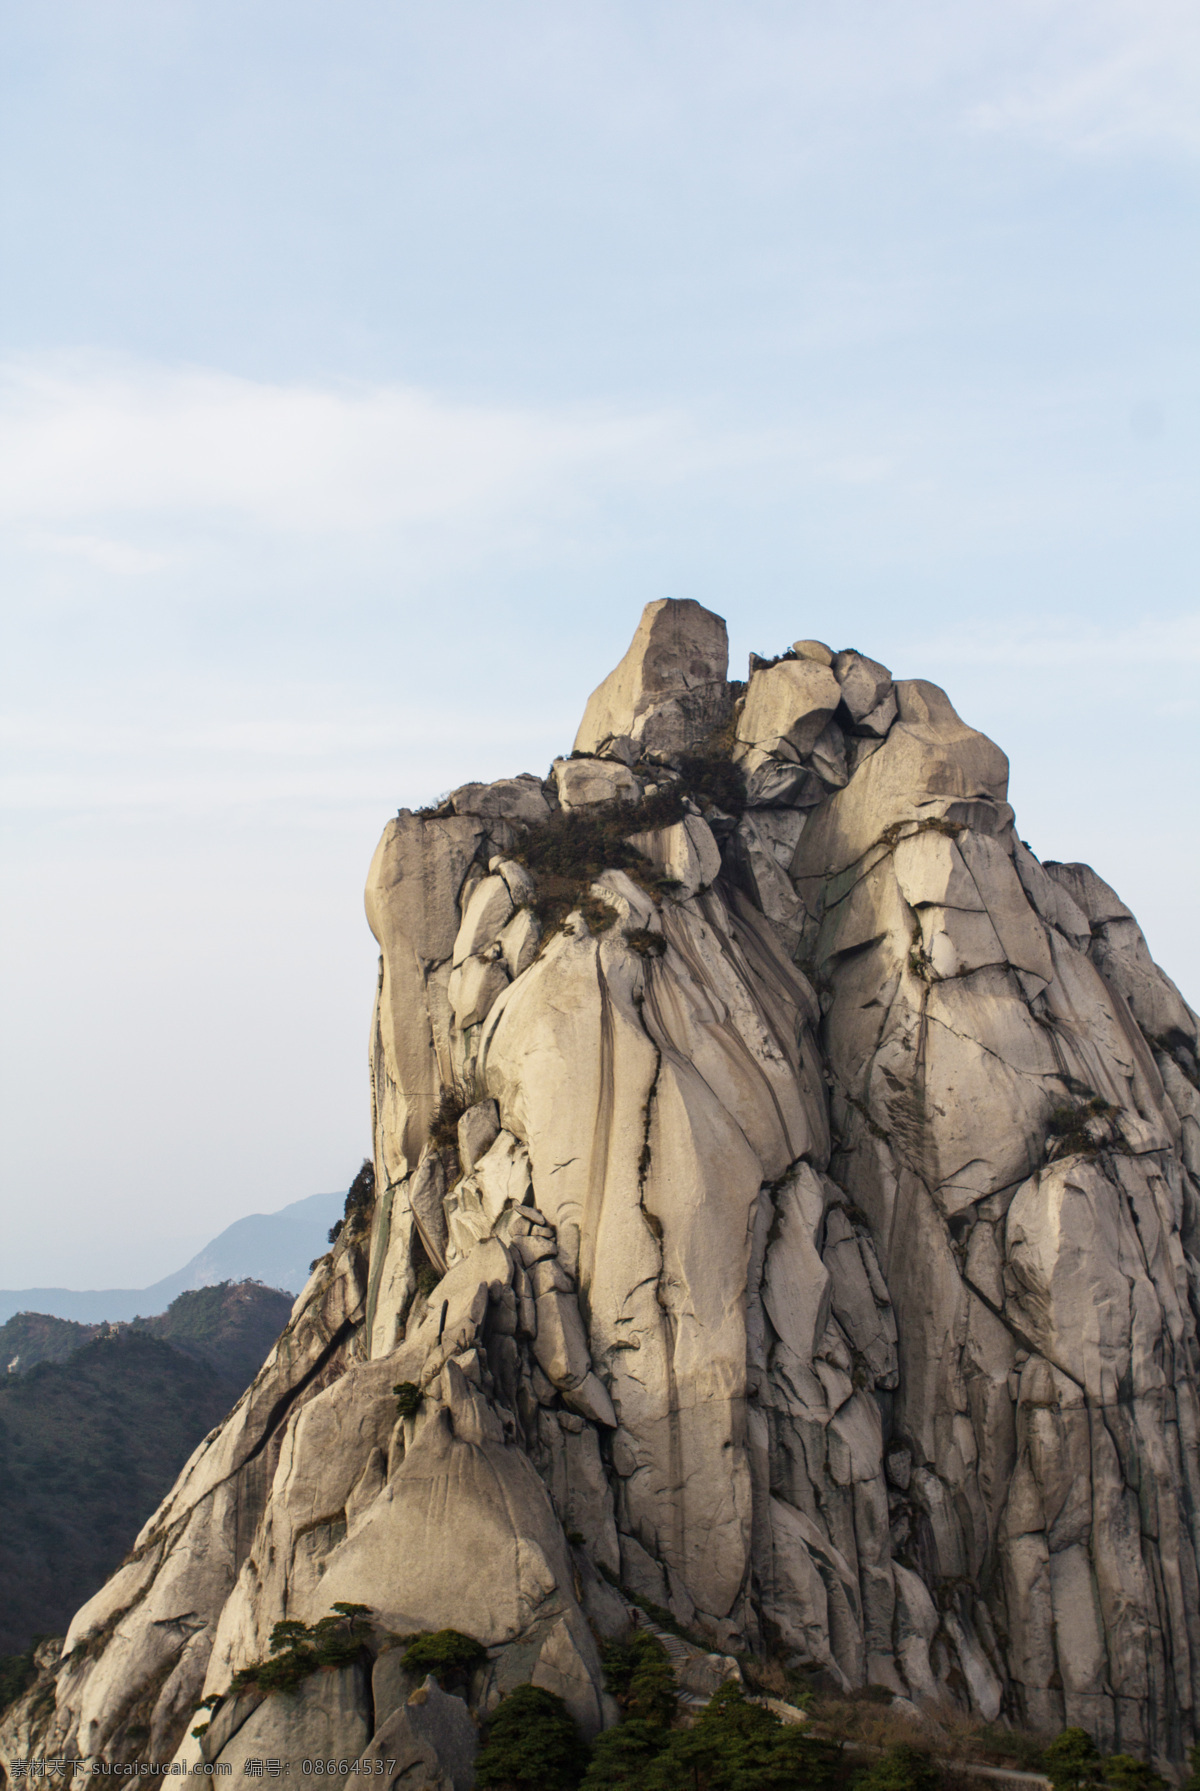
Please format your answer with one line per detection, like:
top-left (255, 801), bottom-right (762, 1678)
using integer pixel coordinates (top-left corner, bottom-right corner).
top-left (0, 1191), bottom-right (343, 1325)
top-left (1, 1281), bottom-right (295, 1390)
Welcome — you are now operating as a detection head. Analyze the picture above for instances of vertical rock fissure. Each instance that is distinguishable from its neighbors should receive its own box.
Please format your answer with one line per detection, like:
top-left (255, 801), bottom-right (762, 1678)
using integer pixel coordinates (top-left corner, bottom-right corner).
top-left (578, 952), bottom-right (619, 1294)
top-left (628, 996), bottom-right (685, 1585)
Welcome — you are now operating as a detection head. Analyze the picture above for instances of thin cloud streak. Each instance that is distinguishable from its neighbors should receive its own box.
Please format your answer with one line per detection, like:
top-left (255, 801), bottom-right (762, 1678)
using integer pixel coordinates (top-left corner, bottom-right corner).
top-left (0, 356), bottom-right (703, 535)
top-left (965, 0), bottom-right (1200, 158)
top-left (912, 613), bottom-right (1200, 669)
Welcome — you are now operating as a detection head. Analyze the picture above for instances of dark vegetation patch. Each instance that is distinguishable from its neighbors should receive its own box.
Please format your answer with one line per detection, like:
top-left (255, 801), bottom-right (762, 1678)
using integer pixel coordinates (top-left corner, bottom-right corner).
top-left (582, 1677), bottom-right (839, 1791)
top-left (429, 1089), bottom-right (468, 1154)
top-left (509, 738), bottom-right (744, 941)
top-left (132, 1282), bottom-right (293, 1388)
top-left (673, 748), bottom-right (745, 815)
top-left (222, 1605), bottom-right (373, 1701)
top-left (414, 1263), bottom-right (441, 1300)
top-left (600, 1631), bottom-right (677, 1728)
top-left (517, 789), bottom-right (688, 880)
top-left (0, 1331), bottom-right (237, 1656)
top-left (854, 1743), bottom-right (940, 1791)
top-left (329, 1159), bottom-right (375, 1243)
top-left (512, 791), bottom-right (681, 940)
top-left (1046, 1096), bottom-right (1119, 1159)
top-left (476, 1682), bottom-right (589, 1790)
top-left (0, 1637), bottom-right (50, 1715)
top-left (805, 1694), bottom-right (1090, 1782)
top-left (393, 1380), bottom-right (422, 1419)
top-left (627, 929), bottom-right (667, 958)
top-left (1043, 1727), bottom-right (1167, 1791)
top-left (400, 1628), bottom-right (487, 1686)
top-left (0, 1312), bottom-right (101, 1376)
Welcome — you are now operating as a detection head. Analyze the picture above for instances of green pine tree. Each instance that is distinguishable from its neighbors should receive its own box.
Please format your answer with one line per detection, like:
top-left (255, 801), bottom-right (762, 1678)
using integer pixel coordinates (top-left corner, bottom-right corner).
top-left (1044, 1729), bottom-right (1104, 1791)
top-left (475, 1683), bottom-right (588, 1791)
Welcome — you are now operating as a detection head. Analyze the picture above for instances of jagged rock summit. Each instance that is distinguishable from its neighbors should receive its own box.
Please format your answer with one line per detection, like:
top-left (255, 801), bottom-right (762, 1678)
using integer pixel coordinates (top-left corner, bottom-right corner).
top-left (8, 599), bottom-right (1200, 1783)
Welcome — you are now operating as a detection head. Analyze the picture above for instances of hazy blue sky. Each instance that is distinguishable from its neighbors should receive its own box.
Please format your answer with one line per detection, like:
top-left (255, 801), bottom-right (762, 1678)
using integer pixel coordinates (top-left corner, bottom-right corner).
top-left (2, 0), bottom-right (1197, 1287)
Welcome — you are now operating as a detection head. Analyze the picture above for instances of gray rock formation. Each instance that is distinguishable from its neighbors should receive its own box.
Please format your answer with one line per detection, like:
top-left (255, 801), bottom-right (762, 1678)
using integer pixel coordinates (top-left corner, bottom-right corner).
top-left (7, 599), bottom-right (1200, 1780)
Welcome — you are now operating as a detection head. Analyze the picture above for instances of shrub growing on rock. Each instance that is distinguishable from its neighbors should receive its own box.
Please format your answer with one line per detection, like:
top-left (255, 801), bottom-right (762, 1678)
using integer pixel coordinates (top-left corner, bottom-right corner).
top-left (513, 793), bottom-right (686, 936)
top-left (400, 1627), bottom-right (486, 1685)
top-left (1044, 1729), bottom-right (1104, 1791)
top-left (1103, 1757), bottom-right (1166, 1791)
top-left (475, 1683), bottom-right (588, 1790)
top-left (429, 1089), bottom-right (468, 1152)
top-left (580, 1717), bottom-right (667, 1789)
top-left (613, 1681), bottom-right (836, 1791)
top-left (674, 749), bottom-right (745, 815)
top-left (344, 1159), bottom-right (375, 1220)
top-left (600, 1631), bottom-right (677, 1728)
top-left (1045, 1098), bottom-right (1119, 1160)
top-left (227, 1605), bottom-right (372, 1697)
top-left (0, 1640), bottom-right (44, 1714)
top-left (853, 1742), bottom-right (941, 1791)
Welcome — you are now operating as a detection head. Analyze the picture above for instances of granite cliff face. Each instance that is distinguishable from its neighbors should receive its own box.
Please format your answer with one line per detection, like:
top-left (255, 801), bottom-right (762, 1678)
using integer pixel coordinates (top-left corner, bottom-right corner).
top-left (8, 599), bottom-right (1200, 1781)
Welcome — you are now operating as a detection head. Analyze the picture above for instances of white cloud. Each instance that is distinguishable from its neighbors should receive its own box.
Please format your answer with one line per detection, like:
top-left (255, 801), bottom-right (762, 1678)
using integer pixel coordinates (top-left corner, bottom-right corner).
top-left (965, 0), bottom-right (1200, 157)
top-left (0, 355), bottom-right (697, 538)
top-left (35, 532), bottom-right (169, 575)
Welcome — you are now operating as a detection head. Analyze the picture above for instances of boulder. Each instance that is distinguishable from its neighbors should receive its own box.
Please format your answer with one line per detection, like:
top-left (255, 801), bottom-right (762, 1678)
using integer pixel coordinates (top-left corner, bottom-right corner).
top-left (744, 758), bottom-right (826, 808)
top-left (730, 814), bottom-right (807, 940)
top-left (791, 639), bottom-right (834, 665)
top-left (734, 658), bottom-right (842, 767)
top-left (855, 687), bottom-right (898, 737)
top-left (832, 649), bottom-right (893, 723)
top-left (498, 906), bottom-right (541, 978)
top-left (624, 814), bottom-right (721, 899)
top-left (474, 1130), bottom-right (535, 1221)
top-left (574, 598), bottom-right (732, 760)
top-left (553, 756), bottom-right (640, 809)
top-left (360, 1676), bottom-right (477, 1791)
top-left (365, 813), bottom-right (485, 1173)
top-left (453, 876), bottom-right (514, 965)
top-left (448, 956), bottom-right (510, 1030)
top-left (457, 1099), bottom-right (500, 1171)
top-left (449, 777), bottom-right (552, 824)
top-left (808, 718), bottom-right (848, 788)
top-left (793, 679), bottom-right (1011, 882)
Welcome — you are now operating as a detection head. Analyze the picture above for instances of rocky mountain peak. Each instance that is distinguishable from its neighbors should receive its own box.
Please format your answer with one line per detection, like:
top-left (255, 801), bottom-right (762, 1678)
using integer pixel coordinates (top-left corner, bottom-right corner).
top-left (7, 601), bottom-right (1200, 1784)
top-left (573, 596), bottom-right (733, 760)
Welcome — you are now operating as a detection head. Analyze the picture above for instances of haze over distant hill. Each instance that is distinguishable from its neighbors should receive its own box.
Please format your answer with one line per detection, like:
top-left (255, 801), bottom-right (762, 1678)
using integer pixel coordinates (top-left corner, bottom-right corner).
top-left (0, 1191), bottom-right (342, 1326)
top-left (0, 1281), bottom-right (296, 1390)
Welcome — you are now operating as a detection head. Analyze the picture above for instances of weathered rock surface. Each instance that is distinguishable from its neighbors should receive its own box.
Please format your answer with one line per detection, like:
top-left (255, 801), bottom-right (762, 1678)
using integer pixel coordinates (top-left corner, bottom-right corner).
top-left (9, 599), bottom-right (1200, 1783)
top-left (573, 597), bottom-right (733, 760)
top-left (362, 1676), bottom-right (477, 1791)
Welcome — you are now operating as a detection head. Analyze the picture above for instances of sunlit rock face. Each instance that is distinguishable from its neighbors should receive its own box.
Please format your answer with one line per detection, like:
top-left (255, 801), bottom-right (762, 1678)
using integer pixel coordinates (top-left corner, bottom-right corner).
top-left (10, 600), bottom-right (1200, 1780)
